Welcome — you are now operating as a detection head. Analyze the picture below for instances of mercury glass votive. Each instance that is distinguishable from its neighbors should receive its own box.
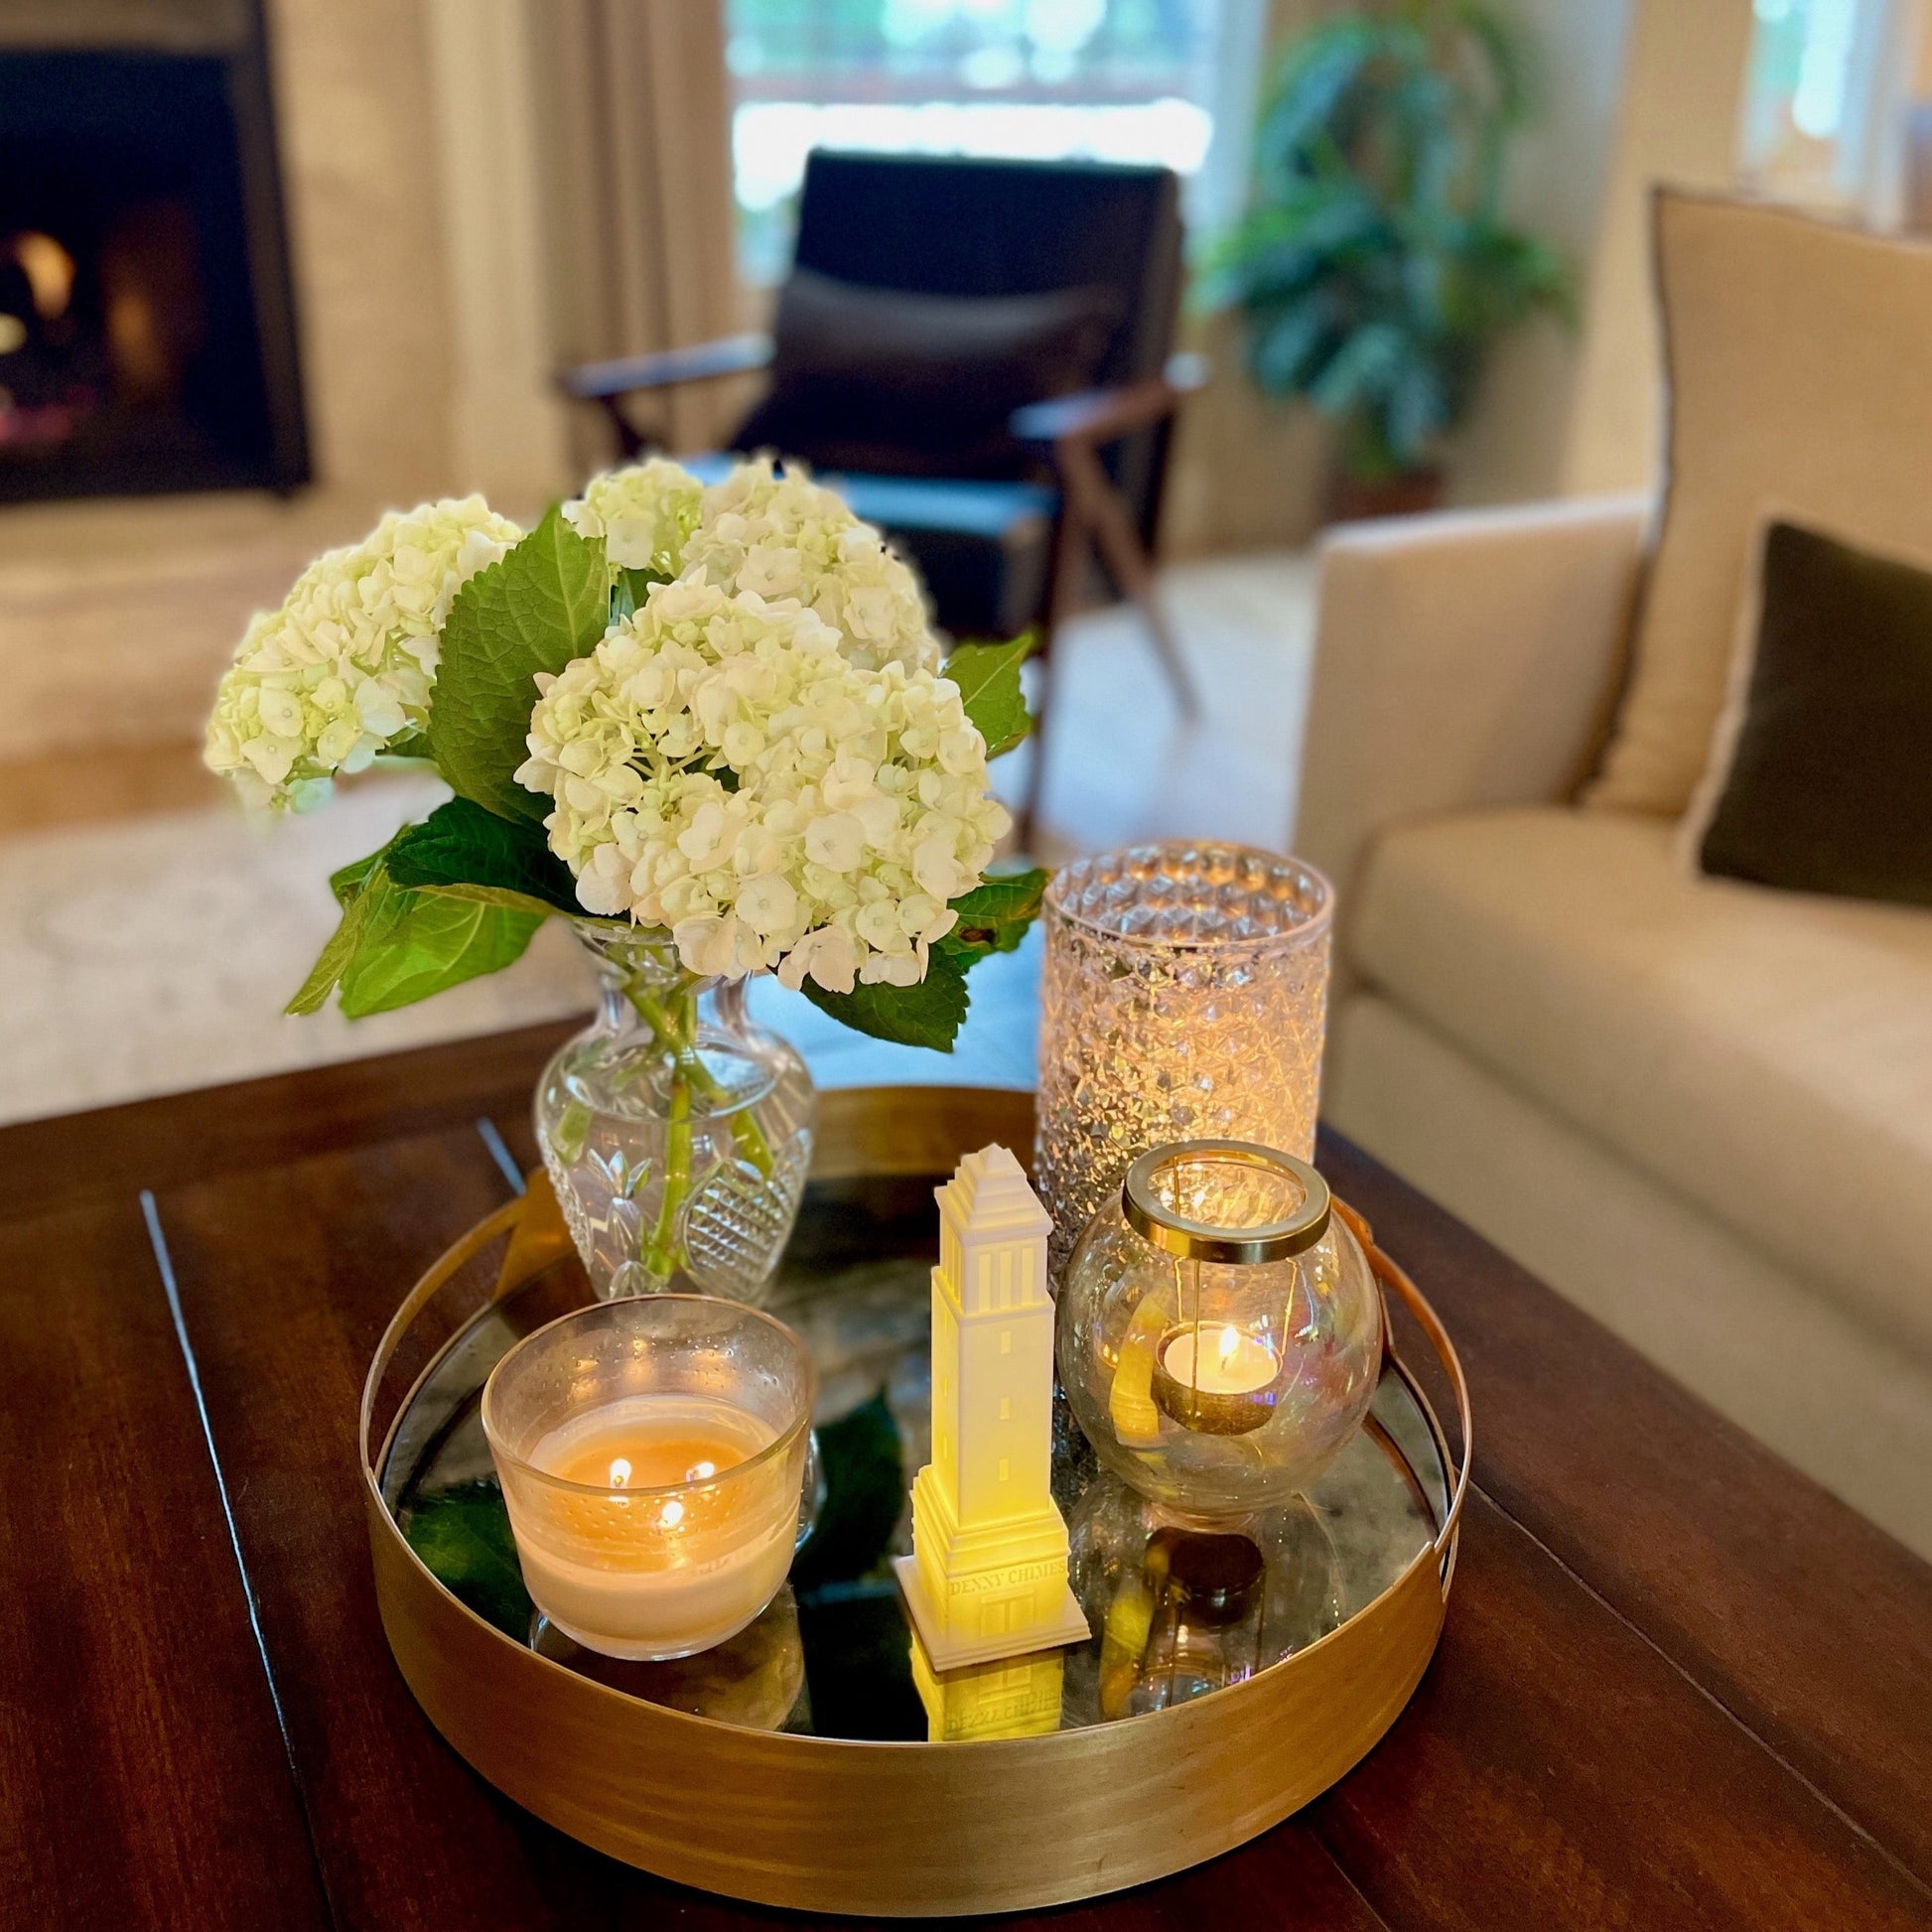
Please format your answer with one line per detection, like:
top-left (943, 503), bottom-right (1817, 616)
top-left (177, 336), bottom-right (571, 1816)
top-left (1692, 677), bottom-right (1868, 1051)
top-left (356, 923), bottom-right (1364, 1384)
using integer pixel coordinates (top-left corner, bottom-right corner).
top-left (1036, 842), bottom-right (1333, 1285)
top-left (482, 1296), bottom-right (816, 1661)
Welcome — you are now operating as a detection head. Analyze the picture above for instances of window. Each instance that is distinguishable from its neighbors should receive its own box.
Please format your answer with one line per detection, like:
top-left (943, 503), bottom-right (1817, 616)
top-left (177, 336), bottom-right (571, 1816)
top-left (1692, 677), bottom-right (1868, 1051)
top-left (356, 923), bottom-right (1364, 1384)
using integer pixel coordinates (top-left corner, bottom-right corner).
top-left (999, 1395), bottom-right (1012, 1420)
top-left (1000, 1327), bottom-right (1012, 1354)
top-left (725, 0), bottom-right (1267, 282)
top-left (1738, 0), bottom-right (1906, 212)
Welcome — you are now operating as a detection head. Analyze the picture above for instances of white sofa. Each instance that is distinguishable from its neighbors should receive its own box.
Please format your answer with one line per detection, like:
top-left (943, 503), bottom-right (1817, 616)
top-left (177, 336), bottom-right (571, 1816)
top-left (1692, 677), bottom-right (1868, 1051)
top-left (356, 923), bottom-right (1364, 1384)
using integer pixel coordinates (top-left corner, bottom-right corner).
top-left (1297, 495), bottom-right (1932, 1559)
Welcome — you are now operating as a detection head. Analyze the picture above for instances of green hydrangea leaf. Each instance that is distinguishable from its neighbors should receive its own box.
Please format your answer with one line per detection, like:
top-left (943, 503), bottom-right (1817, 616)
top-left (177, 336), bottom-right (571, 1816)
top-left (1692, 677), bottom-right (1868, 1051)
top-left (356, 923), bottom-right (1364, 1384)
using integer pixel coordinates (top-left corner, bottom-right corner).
top-left (610, 565), bottom-right (668, 624)
top-left (378, 729), bottom-right (434, 764)
top-left (939, 867), bottom-right (1047, 963)
top-left (328, 841), bottom-right (391, 908)
top-left (426, 503), bottom-right (610, 824)
top-left (943, 633), bottom-right (1035, 759)
top-left (287, 887), bottom-right (375, 1015)
top-left (294, 806), bottom-right (584, 1018)
top-left (799, 947), bottom-right (969, 1050)
top-left (293, 834), bottom-right (406, 1012)
top-left (337, 877), bottom-right (543, 1018)
top-left (404, 1480), bottom-right (532, 1639)
top-left (385, 796), bottom-right (583, 915)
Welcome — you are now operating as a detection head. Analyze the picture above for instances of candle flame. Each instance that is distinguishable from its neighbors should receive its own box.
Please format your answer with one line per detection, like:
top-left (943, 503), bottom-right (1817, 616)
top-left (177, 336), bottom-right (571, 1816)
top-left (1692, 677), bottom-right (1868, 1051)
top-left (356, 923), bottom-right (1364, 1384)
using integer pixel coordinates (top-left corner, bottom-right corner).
top-left (687, 1459), bottom-right (717, 1480)
top-left (608, 1455), bottom-right (631, 1489)
top-left (660, 1498), bottom-right (686, 1528)
top-left (1215, 1324), bottom-right (1239, 1365)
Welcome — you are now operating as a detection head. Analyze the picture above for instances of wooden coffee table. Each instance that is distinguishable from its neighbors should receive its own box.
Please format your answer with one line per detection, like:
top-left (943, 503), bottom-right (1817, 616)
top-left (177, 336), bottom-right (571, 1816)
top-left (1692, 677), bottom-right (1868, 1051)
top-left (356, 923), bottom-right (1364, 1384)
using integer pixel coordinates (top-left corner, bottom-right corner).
top-left (4, 1018), bottom-right (1930, 1931)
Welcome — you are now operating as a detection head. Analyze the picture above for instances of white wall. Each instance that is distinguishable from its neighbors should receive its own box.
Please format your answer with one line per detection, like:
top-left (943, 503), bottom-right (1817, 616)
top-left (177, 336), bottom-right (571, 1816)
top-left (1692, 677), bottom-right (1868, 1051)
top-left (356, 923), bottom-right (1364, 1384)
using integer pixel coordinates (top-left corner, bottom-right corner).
top-left (1449, 0), bottom-right (1636, 506)
top-left (1559, 0), bottom-right (1756, 494)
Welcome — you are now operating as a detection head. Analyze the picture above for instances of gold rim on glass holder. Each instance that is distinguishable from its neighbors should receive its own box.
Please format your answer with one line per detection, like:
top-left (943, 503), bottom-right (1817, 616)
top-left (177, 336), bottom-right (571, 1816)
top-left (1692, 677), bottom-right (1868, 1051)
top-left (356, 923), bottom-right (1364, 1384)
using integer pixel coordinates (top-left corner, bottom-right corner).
top-left (1123, 1138), bottom-right (1332, 1264)
top-left (358, 1086), bottom-right (1470, 1918)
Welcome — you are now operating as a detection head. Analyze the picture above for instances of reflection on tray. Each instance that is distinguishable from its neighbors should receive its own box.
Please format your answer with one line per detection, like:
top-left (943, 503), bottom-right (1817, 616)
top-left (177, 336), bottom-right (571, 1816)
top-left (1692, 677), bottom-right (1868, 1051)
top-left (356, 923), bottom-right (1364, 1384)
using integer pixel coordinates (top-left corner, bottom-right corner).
top-left (912, 1634), bottom-right (1065, 1741)
top-left (531, 1587), bottom-right (810, 1732)
top-left (1067, 1482), bottom-right (1345, 1724)
top-left (389, 1181), bottom-right (1438, 1745)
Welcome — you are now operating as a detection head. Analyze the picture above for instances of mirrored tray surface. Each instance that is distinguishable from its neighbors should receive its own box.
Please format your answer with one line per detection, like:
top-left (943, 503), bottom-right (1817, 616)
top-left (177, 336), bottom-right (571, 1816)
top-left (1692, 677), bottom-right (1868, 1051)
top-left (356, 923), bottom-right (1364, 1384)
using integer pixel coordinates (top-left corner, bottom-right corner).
top-left (380, 1167), bottom-right (1449, 1746)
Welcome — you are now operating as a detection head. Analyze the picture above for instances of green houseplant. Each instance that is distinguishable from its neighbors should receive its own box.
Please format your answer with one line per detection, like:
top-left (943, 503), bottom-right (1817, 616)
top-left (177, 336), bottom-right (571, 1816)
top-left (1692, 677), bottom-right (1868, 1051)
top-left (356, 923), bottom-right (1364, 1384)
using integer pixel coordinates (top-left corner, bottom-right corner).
top-left (1203, 0), bottom-right (1572, 511)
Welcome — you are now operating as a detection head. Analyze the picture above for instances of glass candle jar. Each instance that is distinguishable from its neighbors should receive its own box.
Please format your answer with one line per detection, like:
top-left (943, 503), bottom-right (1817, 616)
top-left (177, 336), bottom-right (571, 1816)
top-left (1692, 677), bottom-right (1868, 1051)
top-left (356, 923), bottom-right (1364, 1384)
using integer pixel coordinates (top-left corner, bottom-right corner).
top-left (482, 1296), bottom-right (816, 1660)
top-left (1036, 843), bottom-right (1332, 1285)
top-left (1057, 1141), bottom-right (1381, 1518)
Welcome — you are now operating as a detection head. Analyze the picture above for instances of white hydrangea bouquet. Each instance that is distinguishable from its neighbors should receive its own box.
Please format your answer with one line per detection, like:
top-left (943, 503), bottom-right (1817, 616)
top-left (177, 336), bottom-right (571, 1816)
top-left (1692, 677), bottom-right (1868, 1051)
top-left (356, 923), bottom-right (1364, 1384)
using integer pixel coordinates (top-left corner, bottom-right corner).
top-left (206, 457), bottom-right (1041, 1296)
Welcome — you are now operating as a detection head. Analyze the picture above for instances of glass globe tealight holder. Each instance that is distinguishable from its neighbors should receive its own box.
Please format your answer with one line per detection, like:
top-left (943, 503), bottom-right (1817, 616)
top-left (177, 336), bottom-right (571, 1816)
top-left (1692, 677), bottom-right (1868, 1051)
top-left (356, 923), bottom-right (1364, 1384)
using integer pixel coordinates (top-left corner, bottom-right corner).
top-left (1057, 1140), bottom-right (1383, 1520)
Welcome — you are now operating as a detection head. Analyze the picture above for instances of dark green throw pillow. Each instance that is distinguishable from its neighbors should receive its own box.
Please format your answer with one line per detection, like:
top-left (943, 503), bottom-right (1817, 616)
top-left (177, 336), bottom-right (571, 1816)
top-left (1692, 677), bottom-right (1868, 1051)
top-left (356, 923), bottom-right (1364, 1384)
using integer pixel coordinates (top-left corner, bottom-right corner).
top-left (1695, 520), bottom-right (1932, 906)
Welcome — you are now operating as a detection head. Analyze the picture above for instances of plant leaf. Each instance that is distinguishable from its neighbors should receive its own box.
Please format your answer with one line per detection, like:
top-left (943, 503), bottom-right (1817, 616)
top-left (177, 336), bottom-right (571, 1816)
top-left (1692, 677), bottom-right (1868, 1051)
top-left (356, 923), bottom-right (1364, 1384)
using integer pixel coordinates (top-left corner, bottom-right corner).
top-left (337, 879), bottom-right (543, 1018)
top-left (426, 503), bottom-right (610, 824)
top-left (611, 565), bottom-right (668, 624)
top-left (385, 796), bottom-right (583, 915)
top-left (286, 889), bottom-right (373, 1015)
top-left (404, 1480), bottom-right (533, 1640)
top-left (329, 842), bottom-right (390, 908)
top-left (293, 833), bottom-right (406, 1012)
top-left (799, 947), bottom-right (969, 1051)
top-left (942, 634), bottom-right (1035, 759)
top-left (940, 866), bottom-right (1046, 962)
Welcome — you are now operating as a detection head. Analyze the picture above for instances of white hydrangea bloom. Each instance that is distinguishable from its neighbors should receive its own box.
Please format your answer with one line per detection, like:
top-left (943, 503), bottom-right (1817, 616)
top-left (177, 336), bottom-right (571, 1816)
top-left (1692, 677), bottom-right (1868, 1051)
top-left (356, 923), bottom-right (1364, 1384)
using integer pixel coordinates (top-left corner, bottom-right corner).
top-left (682, 456), bottom-right (938, 675)
top-left (205, 496), bottom-right (521, 811)
top-left (516, 574), bottom-right (1008, 990)
top-left (562, 457), bottom-right (705, 578)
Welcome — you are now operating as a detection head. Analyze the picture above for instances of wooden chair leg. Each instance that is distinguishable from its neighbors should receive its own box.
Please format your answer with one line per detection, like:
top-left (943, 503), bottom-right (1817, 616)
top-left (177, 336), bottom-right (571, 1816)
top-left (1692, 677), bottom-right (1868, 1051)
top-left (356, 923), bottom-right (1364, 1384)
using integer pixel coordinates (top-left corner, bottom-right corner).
top-left (598, 396), bottom-right (645, 461)
top-left (1016, 492), bottom-right (1096, 857)
top-left (1060, 443), bottom-right (1198, 721)
top-left (1014, 636), bottom-right (1051, 858)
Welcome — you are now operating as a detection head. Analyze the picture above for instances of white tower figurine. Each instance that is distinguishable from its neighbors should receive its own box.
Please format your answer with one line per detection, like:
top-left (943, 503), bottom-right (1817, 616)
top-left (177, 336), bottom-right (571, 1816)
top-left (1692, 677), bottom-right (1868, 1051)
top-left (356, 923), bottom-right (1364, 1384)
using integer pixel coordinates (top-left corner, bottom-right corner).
top-left (894, 1144), bottom-right (1090, 1670)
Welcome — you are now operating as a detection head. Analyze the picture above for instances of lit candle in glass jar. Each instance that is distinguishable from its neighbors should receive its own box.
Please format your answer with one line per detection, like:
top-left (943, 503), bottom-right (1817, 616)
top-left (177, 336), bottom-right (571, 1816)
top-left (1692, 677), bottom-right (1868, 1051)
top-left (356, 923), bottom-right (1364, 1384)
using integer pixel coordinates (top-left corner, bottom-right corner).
top-left (1151, 1322), bottom-right (1281, 1436)
top-left (483, 1299), bottom-right (815, 1660)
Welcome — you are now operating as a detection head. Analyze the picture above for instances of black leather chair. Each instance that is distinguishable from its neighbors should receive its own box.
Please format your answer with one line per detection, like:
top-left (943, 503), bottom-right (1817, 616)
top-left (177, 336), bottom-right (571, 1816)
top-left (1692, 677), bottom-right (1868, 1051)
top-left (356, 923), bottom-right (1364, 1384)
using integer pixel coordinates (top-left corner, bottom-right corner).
top-left (560, 150), bottom-right (1201, 839)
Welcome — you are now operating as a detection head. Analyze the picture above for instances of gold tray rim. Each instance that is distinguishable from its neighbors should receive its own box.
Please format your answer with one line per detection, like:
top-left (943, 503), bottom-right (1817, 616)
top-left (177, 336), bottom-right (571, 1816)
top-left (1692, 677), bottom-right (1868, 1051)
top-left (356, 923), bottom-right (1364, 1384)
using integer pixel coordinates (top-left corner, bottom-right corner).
top-left (360, 1085), bottom-right (1471, 1916)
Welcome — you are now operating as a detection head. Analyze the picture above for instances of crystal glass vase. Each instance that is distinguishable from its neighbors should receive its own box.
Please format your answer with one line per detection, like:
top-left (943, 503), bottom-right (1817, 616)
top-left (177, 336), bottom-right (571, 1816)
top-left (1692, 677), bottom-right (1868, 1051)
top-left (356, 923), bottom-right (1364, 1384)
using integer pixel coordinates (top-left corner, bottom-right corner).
top-left (1036, 843), bottom-right (1332, 1286)
top-left (535, 925), bottom-right (816, 1303)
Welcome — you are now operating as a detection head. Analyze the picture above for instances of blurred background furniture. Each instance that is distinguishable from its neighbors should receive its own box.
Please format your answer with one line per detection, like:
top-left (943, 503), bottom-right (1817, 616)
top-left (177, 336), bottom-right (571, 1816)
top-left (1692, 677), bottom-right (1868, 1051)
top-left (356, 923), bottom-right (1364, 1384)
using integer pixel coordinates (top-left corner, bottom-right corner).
top-left (1297, 190), bottom-right (1932, 1562)
top-left (561, 150), bottom-right (1201, 839)
top-left (1298, 491), bottom-right (1932, 1560)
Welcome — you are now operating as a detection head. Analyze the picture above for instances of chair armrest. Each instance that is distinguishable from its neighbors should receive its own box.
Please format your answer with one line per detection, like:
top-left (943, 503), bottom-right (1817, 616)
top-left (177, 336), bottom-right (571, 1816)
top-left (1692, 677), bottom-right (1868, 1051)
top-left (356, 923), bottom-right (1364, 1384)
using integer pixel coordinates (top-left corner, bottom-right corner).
top-left (558, 333), bottom-right (773, 402)
top-left (1293, 493), bottom-right (1652, 937)
top-left (1009, 353), bottom-right (1208, 447)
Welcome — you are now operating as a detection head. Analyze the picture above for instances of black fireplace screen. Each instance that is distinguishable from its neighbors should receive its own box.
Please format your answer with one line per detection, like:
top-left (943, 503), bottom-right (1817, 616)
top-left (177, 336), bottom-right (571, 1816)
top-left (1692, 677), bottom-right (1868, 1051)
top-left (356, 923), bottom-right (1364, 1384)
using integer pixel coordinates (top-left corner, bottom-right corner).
top-left (0, 46), bottom-right (308, 502)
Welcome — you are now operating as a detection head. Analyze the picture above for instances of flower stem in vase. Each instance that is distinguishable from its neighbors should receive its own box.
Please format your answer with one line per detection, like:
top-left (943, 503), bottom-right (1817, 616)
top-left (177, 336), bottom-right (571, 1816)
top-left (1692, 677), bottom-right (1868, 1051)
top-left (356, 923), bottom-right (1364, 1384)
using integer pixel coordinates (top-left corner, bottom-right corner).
top-left (644, 1071), bottom-right (693, 1285)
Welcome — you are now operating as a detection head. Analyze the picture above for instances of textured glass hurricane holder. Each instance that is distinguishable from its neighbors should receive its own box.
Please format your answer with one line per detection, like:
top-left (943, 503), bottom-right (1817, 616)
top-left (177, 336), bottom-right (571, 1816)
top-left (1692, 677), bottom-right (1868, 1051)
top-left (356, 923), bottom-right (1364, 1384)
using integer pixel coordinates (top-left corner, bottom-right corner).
top-left (535, 924), bottom-right (816, 1303)
top-left (1036, 843), bottom-right (1333, 1287)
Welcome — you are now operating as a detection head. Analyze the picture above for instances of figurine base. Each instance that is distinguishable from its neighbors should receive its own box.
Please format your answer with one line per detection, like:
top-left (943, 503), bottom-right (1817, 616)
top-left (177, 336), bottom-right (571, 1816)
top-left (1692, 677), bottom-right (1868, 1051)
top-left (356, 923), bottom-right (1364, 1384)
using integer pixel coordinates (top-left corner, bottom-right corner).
top-left (892, 1555), bottom-right (1092, 1671)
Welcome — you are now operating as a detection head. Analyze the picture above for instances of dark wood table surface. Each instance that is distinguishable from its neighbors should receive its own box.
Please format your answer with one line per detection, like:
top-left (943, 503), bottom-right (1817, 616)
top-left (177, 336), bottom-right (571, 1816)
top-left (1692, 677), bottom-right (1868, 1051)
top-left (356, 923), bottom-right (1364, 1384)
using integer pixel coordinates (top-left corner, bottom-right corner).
top-left (5, 1017), bottom-right (1931, 1931)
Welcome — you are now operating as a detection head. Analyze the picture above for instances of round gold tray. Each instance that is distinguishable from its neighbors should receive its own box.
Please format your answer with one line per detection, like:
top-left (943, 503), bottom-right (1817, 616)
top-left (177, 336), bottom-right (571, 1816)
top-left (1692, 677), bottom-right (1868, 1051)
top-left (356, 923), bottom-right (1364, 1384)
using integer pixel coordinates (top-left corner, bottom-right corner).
top-left (360, 1087), bottom-right (1469, 1917)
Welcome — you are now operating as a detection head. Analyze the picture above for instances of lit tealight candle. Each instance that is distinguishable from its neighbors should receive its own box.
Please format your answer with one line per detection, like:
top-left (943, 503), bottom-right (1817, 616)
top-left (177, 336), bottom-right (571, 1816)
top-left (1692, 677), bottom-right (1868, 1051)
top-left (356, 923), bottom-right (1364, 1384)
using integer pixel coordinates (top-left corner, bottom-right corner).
top-left (1151, 1322), bottom-right (1281, 1436)
top-left (482, 1298), bottom-right (815, 1663)
top-left (508, 1392), bottom-right (795, 1660)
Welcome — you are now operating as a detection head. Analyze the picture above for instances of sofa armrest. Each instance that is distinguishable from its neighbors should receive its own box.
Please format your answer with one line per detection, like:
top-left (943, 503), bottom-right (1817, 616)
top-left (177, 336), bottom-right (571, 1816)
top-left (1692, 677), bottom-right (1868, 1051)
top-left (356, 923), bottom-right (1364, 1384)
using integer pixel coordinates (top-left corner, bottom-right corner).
top-left (1294, 493), bottom-right (1651, 937)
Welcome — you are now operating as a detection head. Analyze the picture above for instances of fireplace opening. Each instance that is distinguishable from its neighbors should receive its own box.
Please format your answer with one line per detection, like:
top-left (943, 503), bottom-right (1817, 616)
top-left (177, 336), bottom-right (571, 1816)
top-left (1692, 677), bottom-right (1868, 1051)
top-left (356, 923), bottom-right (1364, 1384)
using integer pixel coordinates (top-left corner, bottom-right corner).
top-left (0, 42), bottom-right (308, 503)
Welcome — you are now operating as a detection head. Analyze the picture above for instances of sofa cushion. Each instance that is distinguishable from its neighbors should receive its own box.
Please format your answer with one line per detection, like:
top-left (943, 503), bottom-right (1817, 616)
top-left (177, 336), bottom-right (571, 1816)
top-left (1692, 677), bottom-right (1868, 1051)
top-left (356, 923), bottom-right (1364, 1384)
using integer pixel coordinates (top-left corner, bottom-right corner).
top-left (1350, 807), bottom-right (1932, 1363)
top-left (1686, 516), bottom-right (1932, 908)
top-left (1587, 193), bottom-right (1932, 816)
